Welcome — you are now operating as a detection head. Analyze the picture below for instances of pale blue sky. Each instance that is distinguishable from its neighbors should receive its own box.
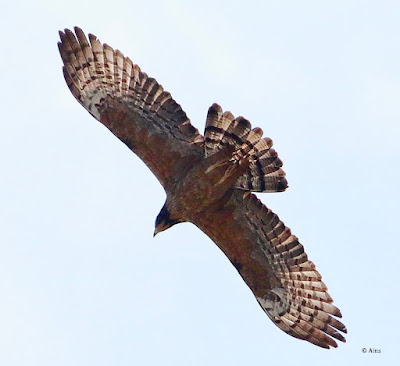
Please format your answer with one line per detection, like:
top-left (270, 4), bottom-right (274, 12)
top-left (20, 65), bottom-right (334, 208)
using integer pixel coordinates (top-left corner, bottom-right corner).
top-left (0, 1), bottom-right (399, 365)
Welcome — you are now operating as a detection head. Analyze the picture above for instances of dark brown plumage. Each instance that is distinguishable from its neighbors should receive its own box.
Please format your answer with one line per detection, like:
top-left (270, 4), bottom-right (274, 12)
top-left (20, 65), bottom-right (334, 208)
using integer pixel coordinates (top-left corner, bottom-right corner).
top-left (58, 27), bottom-right (346, 348)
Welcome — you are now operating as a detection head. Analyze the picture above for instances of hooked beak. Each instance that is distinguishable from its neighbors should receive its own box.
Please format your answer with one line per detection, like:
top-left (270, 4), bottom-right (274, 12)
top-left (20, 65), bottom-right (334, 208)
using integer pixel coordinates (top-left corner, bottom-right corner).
top-left (153, 223), bottom-right (169, 237)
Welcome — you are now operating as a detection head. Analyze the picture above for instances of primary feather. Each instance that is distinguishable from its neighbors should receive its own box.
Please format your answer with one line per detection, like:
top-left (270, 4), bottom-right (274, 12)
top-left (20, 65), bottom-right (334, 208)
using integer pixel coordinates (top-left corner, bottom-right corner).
top-left (59, 27), bottom-right (346, 349)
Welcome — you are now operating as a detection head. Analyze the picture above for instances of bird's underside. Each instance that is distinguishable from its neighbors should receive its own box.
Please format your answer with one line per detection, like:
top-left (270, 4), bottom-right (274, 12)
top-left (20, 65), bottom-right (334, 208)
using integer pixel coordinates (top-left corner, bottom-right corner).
top-left (58, 27), bottom-right (347, 349)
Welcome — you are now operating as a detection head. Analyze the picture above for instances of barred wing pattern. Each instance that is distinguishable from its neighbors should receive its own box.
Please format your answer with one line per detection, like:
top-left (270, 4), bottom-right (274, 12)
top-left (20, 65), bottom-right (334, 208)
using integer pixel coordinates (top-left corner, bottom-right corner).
top-left (59, 27), bottom-right (204, 190)
top-left (194, 190), bottom-right (346, 348)
top-left (59, 27), bottom-right (346, 349)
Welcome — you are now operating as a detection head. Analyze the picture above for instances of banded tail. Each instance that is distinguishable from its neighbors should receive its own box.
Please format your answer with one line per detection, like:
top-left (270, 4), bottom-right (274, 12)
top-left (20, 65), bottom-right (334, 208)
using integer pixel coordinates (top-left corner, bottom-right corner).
top-left (204, 103), bottom-right (288, 193)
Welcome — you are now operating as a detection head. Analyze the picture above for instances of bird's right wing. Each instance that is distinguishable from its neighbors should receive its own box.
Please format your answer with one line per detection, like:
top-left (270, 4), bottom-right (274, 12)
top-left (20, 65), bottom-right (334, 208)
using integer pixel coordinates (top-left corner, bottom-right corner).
top-left (193, 190), bottom-right (347, 349)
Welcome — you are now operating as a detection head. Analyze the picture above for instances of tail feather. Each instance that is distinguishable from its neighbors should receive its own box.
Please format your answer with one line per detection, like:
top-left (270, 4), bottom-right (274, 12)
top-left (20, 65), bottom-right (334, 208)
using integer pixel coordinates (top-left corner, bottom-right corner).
top-left (205, 105), bottom-right (250, 156)
top-left (204, 103), bottom-right (288, 193)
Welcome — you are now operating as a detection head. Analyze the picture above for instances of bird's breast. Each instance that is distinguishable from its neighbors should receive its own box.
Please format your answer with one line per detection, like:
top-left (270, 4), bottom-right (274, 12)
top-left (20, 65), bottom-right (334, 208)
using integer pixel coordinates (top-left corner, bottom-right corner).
top-left (169, 151), bottom-right (249, 221)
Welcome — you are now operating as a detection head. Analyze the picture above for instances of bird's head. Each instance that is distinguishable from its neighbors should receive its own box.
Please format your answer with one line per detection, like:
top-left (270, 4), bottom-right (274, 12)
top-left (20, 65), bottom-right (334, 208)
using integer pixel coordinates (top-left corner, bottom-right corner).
top-left (154, 204), bottom-right (182, 236)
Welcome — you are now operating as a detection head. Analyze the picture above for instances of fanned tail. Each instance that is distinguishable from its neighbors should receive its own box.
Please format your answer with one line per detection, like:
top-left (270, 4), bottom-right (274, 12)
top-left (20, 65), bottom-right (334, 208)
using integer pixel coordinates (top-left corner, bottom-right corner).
top-left (204, 103), bottom-right (288, 193)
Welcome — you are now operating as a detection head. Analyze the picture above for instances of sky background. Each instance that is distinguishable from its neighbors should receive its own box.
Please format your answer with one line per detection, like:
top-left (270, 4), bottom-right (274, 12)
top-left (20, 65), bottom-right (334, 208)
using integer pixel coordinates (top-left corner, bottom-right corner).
top-left (1, 1), bottom-right (399, 365)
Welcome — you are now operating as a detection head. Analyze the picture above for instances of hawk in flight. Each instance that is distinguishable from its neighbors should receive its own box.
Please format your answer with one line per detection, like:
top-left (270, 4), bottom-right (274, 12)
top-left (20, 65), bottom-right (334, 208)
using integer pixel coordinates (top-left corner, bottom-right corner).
top-left (58, 27), bottom-right (346, 348)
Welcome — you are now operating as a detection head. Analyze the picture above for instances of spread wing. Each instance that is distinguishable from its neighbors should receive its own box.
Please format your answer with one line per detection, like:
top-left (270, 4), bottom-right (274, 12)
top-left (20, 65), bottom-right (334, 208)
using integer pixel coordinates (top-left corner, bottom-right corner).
top-left (58, 27), bottom-right (204, 190)
top-left (193, 190), bottom-right (347, 349)
top-left (59, 27), bottom-right (346, 349)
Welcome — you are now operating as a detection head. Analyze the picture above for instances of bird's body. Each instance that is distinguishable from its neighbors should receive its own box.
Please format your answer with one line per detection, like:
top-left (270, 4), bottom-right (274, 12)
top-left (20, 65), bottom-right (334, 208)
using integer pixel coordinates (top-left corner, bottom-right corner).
top-left (59, 27), bottom-right (347, 349)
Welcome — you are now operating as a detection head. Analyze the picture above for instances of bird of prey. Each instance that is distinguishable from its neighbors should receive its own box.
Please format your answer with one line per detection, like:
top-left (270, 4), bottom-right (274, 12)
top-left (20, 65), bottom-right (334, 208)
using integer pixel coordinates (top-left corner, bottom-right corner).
top-left (58, 27), bottom-right (346, 349)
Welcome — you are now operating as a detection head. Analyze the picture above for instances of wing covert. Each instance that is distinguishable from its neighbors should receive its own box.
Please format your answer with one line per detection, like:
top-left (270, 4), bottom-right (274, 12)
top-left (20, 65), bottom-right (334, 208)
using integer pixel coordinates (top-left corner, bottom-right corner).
top-left (59, 27), bottom-right (346, 349)
top-left (192, 190), bottom-right (346, 349)
top-left (58, 27), bottom-right (204, 190)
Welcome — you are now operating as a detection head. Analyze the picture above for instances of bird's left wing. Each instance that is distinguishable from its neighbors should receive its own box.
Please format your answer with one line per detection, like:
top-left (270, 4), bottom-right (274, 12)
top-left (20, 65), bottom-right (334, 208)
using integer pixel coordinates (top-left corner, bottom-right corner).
top-left (58, 27), bottom-right (204, 190)
top-left (193, 190), bottom-right (347, 349)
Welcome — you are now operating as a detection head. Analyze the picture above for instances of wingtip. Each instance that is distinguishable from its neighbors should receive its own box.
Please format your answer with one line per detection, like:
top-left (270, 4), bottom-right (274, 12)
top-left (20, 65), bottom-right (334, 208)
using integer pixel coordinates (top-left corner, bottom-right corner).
top-left (73, 26), bottom-right (84, 34)
top-left (88, 33), bottom-right (98, 43)
top-left (335, 308), bottom-right (343, 318)
top-left (64, 28), bottom-right (74, 37)
top-left (59, 27), bottom-right (85, 41)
